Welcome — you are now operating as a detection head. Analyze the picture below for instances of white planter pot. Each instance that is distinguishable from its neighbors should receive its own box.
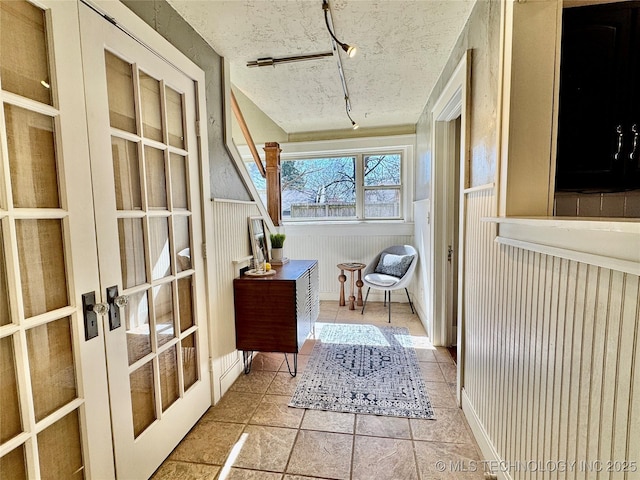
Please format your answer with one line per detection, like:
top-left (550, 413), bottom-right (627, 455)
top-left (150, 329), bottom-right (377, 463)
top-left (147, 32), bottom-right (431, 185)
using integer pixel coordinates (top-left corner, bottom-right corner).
top-left (271, 248), bottom-right (283, 261)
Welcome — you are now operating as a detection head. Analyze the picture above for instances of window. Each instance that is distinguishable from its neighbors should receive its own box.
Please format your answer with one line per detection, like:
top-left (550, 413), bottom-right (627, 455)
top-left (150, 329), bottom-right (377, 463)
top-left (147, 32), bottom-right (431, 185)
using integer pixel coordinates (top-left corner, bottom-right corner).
top-left (244, 152), bottom-right (403, 221)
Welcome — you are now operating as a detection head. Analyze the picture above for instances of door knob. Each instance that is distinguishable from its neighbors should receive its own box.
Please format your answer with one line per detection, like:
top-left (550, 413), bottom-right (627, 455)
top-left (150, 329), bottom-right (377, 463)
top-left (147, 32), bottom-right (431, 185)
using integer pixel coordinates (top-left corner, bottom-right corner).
top-left (114, 295), bottom-right (129, 308)
top-left (92, 302), bottom-right (110, 315)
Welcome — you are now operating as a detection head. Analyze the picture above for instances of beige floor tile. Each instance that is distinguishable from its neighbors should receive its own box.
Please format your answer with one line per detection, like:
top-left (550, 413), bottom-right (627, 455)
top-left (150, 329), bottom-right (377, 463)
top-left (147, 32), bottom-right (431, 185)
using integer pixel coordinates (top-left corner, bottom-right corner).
top-left (266, 372), bottom-right (301, 396)
top-left (251, 353), bottom-right (285, 372)
top-left (249, 395), bottom-right (304, 429)
top-left (225, 468), bottom-right (283, 480)
top-left (413, 440), bottom-right (484, 479)
top-left (434, 346), bottom-right (454, 364)
top-left (410, 408), bottom-right (473, 444)
top-left (231, 370), bottom-right (277, 394)
top-left (438, 362), bottom-right (457, 383)
top-left (415, 347), bottom-right (438, 362)
top-left (300, 409), bottom-right (355, 434)
top-left (419, 362), bottom-right (447, 382)
top-left (286, 430), bottom-right (353, 480)
top-left (424, 381), bottom-right (457, 408)
top-left (169, 420), bottom-right (244, 465)
top-left (233, 425), bottom-right (298, 472)
top-left (355, 414), bottom-right (411, 439)
top-left (277, 354), bottom-right (309, 375)
top-left (204, 391), bottom-right (263, 424)
top-left (352, 436), bottom-right (418, 480)
top-left (150, 460), bottom-right (220, 479)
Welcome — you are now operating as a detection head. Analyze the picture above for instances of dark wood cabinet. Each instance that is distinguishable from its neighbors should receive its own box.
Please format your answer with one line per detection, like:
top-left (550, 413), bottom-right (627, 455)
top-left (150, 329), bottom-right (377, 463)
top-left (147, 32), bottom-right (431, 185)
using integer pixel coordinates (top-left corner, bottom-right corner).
top-left (233, 260), bottom-right (319, 354)
top-left (556, 2), bottom-right (640, 191)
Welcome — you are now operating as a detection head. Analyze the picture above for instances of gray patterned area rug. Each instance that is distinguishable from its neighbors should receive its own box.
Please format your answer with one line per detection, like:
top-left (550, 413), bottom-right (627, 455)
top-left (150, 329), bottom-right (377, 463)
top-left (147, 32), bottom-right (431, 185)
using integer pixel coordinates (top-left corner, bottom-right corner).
top-left (289, 324), bottom-right (434, 419)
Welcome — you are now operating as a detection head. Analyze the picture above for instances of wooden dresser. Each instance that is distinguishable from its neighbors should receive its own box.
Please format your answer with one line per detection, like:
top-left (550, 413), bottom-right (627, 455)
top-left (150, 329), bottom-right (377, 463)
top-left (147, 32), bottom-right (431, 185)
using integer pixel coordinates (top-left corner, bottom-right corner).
top-left (233, 260), bottom-right (319, 356)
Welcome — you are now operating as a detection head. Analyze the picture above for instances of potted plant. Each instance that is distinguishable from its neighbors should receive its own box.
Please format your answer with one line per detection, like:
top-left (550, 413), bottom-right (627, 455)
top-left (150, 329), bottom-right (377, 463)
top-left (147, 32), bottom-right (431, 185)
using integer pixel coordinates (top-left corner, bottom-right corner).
top-left (270, 233), bottom-right (286, 261)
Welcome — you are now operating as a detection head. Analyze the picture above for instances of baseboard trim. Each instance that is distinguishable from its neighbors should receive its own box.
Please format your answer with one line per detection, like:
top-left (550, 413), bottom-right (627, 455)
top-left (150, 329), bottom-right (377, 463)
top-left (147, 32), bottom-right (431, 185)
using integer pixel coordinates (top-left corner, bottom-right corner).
top-left (461, 389), bottom-right (511, 480)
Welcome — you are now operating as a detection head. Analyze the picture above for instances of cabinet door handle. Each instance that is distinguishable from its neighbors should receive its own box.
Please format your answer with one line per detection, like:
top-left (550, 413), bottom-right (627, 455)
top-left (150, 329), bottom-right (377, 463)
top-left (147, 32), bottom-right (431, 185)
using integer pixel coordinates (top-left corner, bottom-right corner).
top-left (614, 124), bottom-right (624, 162)
top-left (630, 123), bottom-right (638, 166)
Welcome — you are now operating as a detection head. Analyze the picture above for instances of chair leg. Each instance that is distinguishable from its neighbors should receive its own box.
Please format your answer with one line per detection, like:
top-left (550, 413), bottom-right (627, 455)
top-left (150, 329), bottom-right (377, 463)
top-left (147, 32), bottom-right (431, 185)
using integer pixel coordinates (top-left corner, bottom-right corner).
top-left (405, 288), bottom-right (415, 314)
top-left (388, 290), bottom-right (391, 323)
top-left (361, 287), bottom-right (371, 314)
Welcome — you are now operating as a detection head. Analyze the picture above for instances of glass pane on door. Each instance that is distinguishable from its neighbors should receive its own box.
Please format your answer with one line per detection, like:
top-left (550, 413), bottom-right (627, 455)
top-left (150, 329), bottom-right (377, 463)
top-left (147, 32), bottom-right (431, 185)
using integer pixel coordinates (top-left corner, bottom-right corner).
top-left (0, 445), bottom-right (27, 480)
top-left (26, 317), bottom-right (77, 421)
top-left (125, 290), bottom-right (152, 365)
top-left (4, 104), bottom-right (60, 208)
top-left (0, 335), bottom-right (22, 443)
top-left (118, 218), bottom-right (147, 289)
top-left (0, 231), bottom-right (10, 326)
top-left (112, 137), bottom-right (142, 211)
top-left (130, 362), bottom-right (156, 438)
top-left (37, 409), bottom-right (84, 480)
top-left (139, 72), bottom-right (163, 142)
top-left (105, 51), bottom-right (136, 133)
top-left (0, 1), bottom-right (52, 105)
top-left (16, 219), bottom-right (68, 318)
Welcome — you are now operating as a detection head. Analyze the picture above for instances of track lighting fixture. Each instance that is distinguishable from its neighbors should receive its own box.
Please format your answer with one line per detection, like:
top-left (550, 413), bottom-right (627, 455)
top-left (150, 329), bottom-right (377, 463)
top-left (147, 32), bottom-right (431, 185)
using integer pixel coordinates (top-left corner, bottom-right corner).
top-left (322, 0), bottom-right (357, 58)
top-left (345, 97), bottom-right (359, 130)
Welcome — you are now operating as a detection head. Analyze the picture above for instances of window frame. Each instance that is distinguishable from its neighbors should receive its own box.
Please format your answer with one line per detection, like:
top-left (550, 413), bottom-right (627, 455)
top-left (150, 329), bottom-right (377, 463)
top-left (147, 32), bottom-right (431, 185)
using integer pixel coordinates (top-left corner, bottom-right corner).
top-left (238, 135), bottom-right (415, 224)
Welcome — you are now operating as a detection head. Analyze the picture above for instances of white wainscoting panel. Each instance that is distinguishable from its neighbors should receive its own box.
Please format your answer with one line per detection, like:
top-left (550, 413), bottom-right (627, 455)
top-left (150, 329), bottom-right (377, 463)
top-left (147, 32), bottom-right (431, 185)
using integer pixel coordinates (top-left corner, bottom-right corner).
top-left (462, 186), bottom-right (640, 479)
top-left (285, 229), bottom-right (414, 303)
top-left (209, 199), bottom-right (260, 402)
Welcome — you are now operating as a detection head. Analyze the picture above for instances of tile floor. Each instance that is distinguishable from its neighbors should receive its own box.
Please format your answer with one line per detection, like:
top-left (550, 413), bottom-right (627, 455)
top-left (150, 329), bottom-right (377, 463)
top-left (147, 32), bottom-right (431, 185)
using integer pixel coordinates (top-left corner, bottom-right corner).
top-left (152, 301), bottom-right (485, 480)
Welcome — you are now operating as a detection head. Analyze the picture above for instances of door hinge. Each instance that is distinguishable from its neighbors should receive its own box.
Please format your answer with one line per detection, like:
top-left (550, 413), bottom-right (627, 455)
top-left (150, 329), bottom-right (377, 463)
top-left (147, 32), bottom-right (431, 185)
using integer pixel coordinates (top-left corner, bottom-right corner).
top-left (447, 245), bottom-right (453, 263)
top-left (202, 242), bottom-right (207, 259)
top-left (195, 120), bottom-right (201, 137)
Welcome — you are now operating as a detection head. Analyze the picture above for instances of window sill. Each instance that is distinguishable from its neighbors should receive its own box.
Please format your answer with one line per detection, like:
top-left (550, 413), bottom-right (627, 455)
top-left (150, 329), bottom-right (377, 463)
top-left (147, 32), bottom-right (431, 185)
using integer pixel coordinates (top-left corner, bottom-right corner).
top-left (483, 216), bottom-right (640, 275)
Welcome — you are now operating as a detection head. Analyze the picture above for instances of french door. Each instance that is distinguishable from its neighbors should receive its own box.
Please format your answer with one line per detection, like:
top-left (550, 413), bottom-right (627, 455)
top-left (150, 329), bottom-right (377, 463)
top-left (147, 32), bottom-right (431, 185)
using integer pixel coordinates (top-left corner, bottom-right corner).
top-left (0, 1), bottom-right (114, 478)
top-left (79, 3), bottom-right (211, 479)
top-left (1, 1), bottom-right (211, 478)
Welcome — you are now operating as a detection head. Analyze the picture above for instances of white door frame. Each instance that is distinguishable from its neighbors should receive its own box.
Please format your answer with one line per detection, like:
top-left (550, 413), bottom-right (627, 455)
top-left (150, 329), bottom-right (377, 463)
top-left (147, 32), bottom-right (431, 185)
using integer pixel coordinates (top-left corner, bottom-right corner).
top-left (430, 51), bottom-right (470, 404)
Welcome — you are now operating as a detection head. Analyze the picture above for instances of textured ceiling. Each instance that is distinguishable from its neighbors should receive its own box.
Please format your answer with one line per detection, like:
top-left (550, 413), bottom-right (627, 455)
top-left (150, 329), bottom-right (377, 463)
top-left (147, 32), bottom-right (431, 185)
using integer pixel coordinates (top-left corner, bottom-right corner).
top-left (167, 0), bottom-right (476, 134)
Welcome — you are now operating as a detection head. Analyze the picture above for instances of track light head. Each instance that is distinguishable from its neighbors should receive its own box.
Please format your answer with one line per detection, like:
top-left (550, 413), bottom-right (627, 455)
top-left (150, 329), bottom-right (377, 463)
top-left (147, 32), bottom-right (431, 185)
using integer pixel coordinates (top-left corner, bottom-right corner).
top-left (323, 0), bottom-right (357, 58)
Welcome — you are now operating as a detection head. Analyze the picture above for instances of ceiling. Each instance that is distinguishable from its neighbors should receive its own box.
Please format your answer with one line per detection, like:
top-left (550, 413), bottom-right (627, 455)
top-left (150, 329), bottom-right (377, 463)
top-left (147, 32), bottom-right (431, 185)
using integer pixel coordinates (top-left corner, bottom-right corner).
top-left (167, 0), bottom-right (477, 134)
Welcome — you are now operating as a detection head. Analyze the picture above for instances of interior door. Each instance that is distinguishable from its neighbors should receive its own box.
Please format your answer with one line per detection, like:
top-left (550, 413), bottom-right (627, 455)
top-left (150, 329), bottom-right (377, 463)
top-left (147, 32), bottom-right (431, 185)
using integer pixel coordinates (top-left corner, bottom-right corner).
top-left (0, 1), bottom-right (114, 478)
top-left (79, 5), bottom-right (211, 479)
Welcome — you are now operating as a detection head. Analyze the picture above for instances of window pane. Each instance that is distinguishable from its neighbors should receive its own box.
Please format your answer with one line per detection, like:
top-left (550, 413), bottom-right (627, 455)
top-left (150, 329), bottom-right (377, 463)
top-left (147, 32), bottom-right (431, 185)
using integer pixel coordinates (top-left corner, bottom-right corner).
top-left (105, 51), bottom-right (136, 133)
top-left (145, 146), bottom-right (167, 209)
top-left (364, 154), bottom-right (401, 186)
top-left (139, 71), bottom-right (163, 142)
top-left (0, 445), bottom-right (26, 480)
top-left (149, 217), bottom-right (171, 281)
top-left (118, 218), bottom-right (147, 289)
top-left (112, 137), bottom-right (142, 211)
top-left (5, 105), bottom-right (59, 208)
top-left (0, 1), bottom-right (51, 105)
top-left (0, 336), bottom-right (22, 443)
top-left (37, 410), bottom-right (83, 480)
top-left (364, 189), bottom-right (401, 218)
top-left (282, 157), bottom-right (355, 220)
top-left (170, 153), bottom-right (188, 210)
top-left (173, 216), bottom-right (191, 273)
top-left (165, 86), bottom-right (185, 149)
top-left (16, 219), bottom-right (68, 318)
top-left (177, 276), bottom-right (193, 332)
top-left (27, 317), bottom-right (77, 421)
top-left (125, 290), bottom-right (151, 365)
top-left (130, 362), bottom-right (156, 438)
top-left (181, 333), bottom-right (197, 391)
top-left (158, 346), bottom-right (179, 411)
top-left (0, 229), bottom-right (10, 326)
top-left (153, 283), bottom-right (174, 348)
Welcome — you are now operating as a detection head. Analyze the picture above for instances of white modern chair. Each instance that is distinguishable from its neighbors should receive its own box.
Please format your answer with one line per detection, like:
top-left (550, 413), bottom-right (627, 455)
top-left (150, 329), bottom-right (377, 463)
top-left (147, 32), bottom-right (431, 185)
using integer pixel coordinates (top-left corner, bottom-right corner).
top-left (361, 245), bottom-right (418, 323)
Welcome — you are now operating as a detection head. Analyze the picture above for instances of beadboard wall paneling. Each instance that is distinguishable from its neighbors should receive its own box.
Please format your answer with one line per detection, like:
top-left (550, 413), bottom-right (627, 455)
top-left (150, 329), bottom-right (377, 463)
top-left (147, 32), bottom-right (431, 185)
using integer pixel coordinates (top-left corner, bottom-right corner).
top-left (462, 186), bottom-right (640, 480)
top-left (210, 199), bottom-right (260, 401)
top-left (285, 231), bottom-right (414, 302)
